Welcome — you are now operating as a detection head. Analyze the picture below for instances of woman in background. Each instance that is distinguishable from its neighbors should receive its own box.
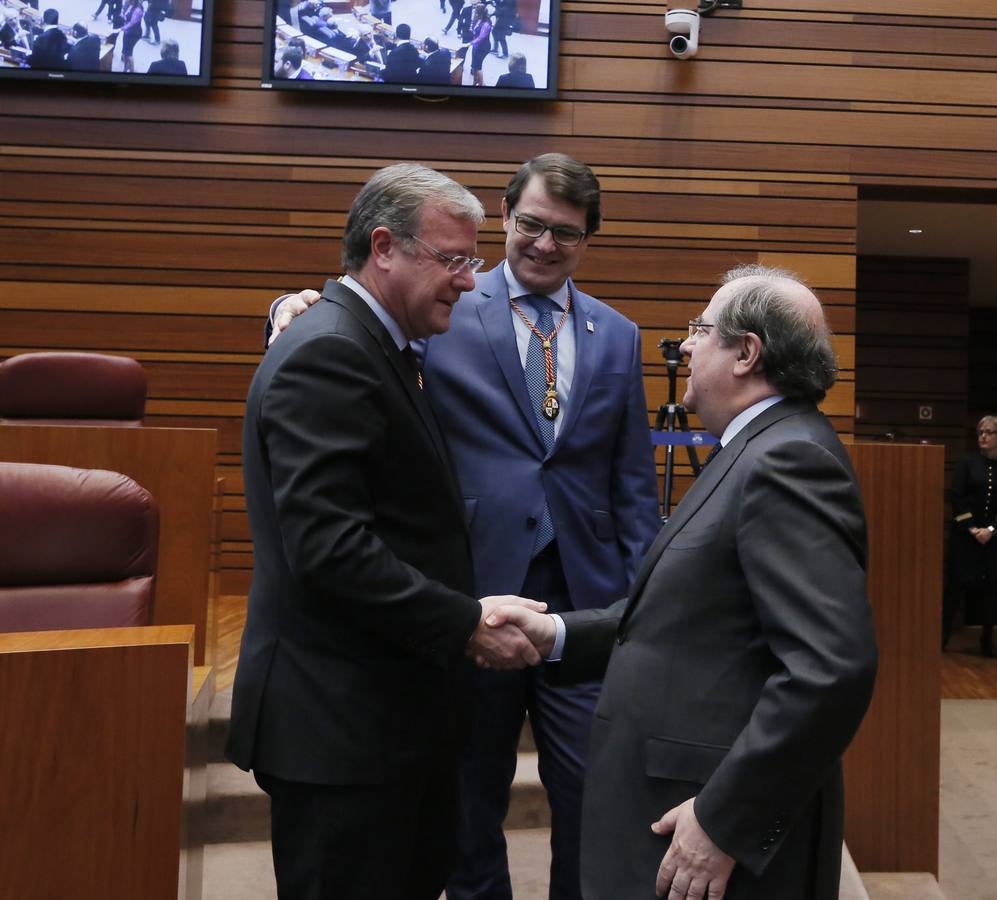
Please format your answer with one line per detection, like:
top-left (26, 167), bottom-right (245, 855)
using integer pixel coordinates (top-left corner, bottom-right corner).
top-left (468, 3), bottom-right (491, 86)
top-left (119, 0), bottom-right (144, 72)
top-left (943, 414), bottom-right (997, 654)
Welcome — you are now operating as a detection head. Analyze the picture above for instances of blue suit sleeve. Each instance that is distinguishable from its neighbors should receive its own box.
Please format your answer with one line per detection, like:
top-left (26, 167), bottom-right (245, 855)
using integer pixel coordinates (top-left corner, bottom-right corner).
top-left (610, 323), bottom-right (662, 582)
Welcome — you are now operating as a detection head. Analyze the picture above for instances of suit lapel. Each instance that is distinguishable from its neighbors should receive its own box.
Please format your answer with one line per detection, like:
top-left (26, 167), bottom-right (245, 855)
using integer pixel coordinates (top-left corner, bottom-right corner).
top-left (553, 281), bottom-right (594, 449)
top-left (475, 269), bottom-right (549, 451)
top-left (621, 399), bottom-right (808, 623)
top-left (320, 280), bottom-right (460, 500)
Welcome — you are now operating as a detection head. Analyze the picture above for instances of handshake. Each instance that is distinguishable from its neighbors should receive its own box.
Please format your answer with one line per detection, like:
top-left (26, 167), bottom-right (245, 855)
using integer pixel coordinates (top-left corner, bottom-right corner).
top-left (466, 596), bottom-right (557, 670)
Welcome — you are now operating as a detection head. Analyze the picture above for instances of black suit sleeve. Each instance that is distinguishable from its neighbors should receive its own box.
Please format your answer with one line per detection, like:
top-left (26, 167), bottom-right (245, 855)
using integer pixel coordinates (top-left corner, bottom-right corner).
top-left (550, 598), bottom-right (627, 684)
top-left (261, 330), bottom-right (481, 666)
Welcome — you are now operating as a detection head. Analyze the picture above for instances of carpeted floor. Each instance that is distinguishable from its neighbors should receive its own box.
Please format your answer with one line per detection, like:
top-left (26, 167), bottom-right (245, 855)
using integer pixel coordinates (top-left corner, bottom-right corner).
top-left (202, 698), bottom-right (995, 899)
top-left (939, 699), bottom-right (997, 900)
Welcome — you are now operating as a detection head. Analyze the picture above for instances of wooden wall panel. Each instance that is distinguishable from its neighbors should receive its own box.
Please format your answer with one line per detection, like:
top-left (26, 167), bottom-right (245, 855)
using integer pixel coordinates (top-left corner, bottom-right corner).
top-left (854, 256), bottom-right (970, 487)
top-left (1, 0), bottom-right (994, 597)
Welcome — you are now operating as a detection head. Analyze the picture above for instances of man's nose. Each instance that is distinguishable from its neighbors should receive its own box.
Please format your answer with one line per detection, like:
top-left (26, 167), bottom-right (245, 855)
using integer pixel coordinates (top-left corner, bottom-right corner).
top-left (533, 230), bottom-right (557, 253)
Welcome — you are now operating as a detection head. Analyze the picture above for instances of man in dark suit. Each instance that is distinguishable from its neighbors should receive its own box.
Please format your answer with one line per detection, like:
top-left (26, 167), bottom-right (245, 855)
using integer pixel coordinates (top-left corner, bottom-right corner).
top-left (491, 265), bottom-right (879, 900)
top-left (418, 37), bottom-right (451, 84)
top-left (382, 22), bottom-right (420, 82)
top-left (268, 154), bottom-right (662, 900)
top-left (495, 50), bottom-right (534, 89)
top-left (227, 164), bottom-right (545, 900)
top-left (67, 22), bottom-right (101, 70)
top-left (27, 8), bottom-right (68, 69)
top-left (147, 37), bottom-right (187, 74)
top-left (273, 44), bottom-right (312, 79)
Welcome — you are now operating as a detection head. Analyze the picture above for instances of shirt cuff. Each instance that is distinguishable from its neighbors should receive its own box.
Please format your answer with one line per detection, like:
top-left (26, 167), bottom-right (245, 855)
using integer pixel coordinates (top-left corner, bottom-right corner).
top-left (548, 613), bottom-right (566, 661)
top-left (269, 294), bottom-right (294, 325)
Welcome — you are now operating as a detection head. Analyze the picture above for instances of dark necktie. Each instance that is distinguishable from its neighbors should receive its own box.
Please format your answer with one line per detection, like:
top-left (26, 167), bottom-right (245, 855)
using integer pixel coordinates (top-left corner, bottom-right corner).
top-left (702, 442), bottom-right (722, 467)
top-left (524, 295), bottom-right (555, 554)
top-left (401, 345), bottom-right (423, 390)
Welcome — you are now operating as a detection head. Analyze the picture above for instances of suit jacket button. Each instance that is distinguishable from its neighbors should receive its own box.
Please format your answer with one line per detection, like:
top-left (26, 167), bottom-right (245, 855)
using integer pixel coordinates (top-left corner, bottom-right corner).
top-left (526, 516), bottom-right (537, 529)
top-left (761, 840), bottom-right (773, 851)
top-left (616, 633), bottom-right (627, 645)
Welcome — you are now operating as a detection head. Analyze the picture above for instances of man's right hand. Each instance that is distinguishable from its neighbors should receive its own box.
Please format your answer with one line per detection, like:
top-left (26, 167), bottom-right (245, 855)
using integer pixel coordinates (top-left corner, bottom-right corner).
top-left (484, 603), bottom-right (557, 659)
top-left (269, 289), bottom-right (322, 345)
top-left (467, 595), bottom-right (548, 670)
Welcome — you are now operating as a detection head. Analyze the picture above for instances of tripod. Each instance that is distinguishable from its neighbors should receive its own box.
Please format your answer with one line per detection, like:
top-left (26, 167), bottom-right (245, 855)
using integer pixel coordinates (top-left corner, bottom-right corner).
top-left (653, 338), bottom-right (704, 521)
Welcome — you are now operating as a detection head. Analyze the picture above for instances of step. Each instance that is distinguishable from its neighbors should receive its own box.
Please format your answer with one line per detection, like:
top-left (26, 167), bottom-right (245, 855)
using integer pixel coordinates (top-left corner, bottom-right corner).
top-left (207, 686), bottom-right (548, 843)
top-left (204, 750), bottom-right (549, 846)
top-left (203, 829), bottom-right (555, 900)
top-left (210, 687), bottom-right (537, 760)
top-left (860, 873), bottom-right (946, 900)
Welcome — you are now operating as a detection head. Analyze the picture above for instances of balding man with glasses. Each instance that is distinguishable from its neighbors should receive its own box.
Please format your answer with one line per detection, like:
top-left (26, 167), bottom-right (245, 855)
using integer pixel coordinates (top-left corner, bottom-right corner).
top-left (268, 154), bottom-right (661, 900)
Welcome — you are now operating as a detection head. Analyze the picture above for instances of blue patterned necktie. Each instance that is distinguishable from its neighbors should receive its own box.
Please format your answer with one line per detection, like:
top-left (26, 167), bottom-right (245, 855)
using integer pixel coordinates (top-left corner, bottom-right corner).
top-left (524, 294), bottom-right (556, 554)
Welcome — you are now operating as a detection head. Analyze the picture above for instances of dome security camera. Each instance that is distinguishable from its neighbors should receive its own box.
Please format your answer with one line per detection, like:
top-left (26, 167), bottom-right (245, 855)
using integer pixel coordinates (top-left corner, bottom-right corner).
top-left (665, 8), bottom-right (700, 59)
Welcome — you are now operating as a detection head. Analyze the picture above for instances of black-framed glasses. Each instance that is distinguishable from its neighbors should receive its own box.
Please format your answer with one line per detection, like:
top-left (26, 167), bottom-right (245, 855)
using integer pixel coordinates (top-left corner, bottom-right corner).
top-left (401, 232), bottom-right (485, 275)
top-left (687, 319), bottom-right (716, 339)
top-left (511, 211), bottom-right (587, 247)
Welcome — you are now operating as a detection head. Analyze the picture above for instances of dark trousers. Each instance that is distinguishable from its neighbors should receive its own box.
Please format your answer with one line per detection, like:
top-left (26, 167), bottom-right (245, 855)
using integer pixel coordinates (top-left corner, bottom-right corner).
top-left (143, 8), bottom-right (159, 41)
top-left (446, 543), bottom-right (599, 900)
top-left (256, 757), bottom-right (460, 900)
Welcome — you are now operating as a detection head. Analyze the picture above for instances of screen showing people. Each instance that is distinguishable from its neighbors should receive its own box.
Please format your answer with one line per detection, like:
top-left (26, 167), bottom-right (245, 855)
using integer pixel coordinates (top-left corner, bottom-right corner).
top-left (0, 0), bottom-right (206, 78)
top-left (266, 0), bottom-right (552, 93)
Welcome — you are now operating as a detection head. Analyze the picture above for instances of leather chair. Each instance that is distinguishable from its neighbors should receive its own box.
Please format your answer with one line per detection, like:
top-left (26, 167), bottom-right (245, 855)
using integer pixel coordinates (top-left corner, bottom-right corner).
top-left (0, 351), bottom-right (147, 425)
top-left (0, 462), bottom-right (159, 632)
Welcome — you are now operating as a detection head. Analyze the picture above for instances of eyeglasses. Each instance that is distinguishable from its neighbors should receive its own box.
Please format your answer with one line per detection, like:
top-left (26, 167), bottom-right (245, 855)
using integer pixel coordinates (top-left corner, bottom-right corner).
top-left (511, 211), bottom-right (587, 248)
top-left (979, 429), bottom-right (997, 437)
top-left (401, 232), bottom-right (485, 275)
top-left (687, 319), bottom-right (716, 339)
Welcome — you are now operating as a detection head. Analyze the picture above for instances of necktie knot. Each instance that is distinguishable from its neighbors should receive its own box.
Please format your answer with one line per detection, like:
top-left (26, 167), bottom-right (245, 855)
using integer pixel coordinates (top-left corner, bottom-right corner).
top-left (401, 345), bottom-right (423, 390)
top-left (528, 294), bottom-right (555, 328)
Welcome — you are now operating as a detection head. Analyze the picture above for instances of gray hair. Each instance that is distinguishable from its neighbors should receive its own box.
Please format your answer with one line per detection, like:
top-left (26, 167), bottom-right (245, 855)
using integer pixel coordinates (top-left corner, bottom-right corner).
top-left (342, 164), bottom-right (485, 272)
top-left (716, 264), bottom-right (837, 402)
top-left (978, 414), bottom-right (997, 432)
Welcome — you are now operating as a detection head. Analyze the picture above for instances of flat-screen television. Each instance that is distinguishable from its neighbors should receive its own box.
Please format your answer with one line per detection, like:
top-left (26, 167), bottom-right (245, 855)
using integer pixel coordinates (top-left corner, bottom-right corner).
top-left (261, 0), bottom-right (559, 100)
top-left (0, 0), bottom-right (212, 84)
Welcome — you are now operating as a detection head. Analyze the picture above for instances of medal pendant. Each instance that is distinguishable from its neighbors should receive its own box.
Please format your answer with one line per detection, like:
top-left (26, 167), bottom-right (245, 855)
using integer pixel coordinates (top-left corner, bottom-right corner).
top-left (542, 388), bottom-right (560, 421)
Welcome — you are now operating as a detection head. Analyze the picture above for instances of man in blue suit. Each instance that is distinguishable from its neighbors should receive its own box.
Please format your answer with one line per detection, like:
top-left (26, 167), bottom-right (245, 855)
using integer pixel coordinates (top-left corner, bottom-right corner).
top-left (269, 153), bottom-right (662, 900)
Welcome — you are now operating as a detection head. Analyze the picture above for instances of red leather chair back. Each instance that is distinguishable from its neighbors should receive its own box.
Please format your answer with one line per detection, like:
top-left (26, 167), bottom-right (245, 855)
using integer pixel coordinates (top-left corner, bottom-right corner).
top-left (0, 462), bottom-right (159, 632)
top-left (0, 352), bottom-right (147, 425)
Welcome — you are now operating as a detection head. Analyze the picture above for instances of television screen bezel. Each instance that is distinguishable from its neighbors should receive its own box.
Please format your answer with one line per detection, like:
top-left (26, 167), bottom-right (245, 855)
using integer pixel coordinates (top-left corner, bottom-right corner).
top-left (0, 0), bottom-right (215, 86)
top-left (260, 0), bottom-right (559, 101)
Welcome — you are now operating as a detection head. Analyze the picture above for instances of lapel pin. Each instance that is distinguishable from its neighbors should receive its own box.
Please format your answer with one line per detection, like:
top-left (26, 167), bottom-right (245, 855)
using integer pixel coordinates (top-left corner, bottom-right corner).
top-left (586, 320), bottom-right (595, 333)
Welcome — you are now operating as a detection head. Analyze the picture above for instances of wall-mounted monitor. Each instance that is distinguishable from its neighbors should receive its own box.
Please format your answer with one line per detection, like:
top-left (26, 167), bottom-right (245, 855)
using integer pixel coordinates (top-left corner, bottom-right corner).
top-left (261, 0), bottom-right (559, 100)
top-left (0, 0), bottom-right (213, 85)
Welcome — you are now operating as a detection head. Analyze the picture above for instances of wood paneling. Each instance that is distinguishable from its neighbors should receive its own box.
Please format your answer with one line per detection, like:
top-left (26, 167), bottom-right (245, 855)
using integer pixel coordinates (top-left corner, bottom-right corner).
top-left (855, 257), bottom-right (970, 483)
top-left (1, 0), bottom-right (994, 594)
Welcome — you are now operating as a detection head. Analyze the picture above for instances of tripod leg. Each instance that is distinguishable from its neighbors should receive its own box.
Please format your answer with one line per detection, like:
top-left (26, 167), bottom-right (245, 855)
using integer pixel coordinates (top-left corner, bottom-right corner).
top-left (659, 404), bottom-right (677, 521)
top-left (675, 406), bottom-right (702, 475)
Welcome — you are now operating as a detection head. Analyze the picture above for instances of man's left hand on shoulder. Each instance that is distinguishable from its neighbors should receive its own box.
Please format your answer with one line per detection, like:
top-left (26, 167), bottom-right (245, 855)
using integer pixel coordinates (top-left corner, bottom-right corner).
top-left (651, 797), bottom-right (735, 899)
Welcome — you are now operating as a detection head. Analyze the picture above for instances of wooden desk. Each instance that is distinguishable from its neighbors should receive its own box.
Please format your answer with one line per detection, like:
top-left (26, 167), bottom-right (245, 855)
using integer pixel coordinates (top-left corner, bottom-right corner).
top-left (0, 626), bottom-right (201, 899)
top-left (843, 442), bottom-right (944, 875)
top-left (0, 423), bottom-right (217, 664)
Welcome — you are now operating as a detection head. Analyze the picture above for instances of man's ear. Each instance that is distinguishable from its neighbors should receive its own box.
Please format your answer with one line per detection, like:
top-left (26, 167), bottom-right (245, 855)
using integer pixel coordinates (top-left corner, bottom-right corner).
top-left (369, 226), bottom-right (395, 271)
top-left (734, 332), bottom-right (763, 376)
top-left (500, 197), bottom-right (511, 231)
